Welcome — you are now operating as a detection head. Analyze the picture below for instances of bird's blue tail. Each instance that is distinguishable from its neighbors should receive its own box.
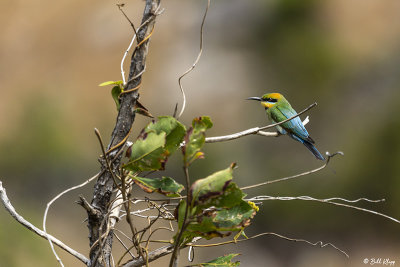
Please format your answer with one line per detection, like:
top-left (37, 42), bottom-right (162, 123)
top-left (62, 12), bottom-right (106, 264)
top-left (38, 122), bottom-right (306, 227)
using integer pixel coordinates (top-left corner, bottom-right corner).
top-left (290, 134), bottom-right (325, 160)
top-left (302, 140), bottom-right (325, 160)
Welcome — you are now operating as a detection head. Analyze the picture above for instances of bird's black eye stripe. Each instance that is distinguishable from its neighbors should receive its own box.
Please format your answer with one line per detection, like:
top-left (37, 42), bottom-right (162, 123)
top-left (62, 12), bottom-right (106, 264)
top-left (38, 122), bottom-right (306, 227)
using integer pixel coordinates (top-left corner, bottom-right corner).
top-left (265, 98), bottom-right (277, 103)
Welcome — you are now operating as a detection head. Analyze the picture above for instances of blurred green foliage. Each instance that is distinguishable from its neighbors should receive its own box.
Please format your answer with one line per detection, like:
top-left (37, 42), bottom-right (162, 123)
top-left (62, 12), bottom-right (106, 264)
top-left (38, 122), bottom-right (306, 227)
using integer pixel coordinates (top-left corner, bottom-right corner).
top-left (0, 211), bottom-right (66, 267)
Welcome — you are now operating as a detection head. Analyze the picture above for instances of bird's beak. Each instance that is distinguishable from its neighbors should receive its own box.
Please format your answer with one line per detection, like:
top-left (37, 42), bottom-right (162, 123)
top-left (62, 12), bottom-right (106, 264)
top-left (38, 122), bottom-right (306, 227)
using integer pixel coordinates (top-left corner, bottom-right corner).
top-left (246, 97), bottom-right (262, 101)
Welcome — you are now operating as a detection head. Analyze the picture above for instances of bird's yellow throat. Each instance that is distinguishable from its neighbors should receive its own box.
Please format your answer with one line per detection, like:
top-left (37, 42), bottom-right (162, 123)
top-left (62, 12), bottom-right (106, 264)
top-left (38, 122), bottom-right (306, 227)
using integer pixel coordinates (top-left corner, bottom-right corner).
top-left (261, 102), bottom-right (275, 109)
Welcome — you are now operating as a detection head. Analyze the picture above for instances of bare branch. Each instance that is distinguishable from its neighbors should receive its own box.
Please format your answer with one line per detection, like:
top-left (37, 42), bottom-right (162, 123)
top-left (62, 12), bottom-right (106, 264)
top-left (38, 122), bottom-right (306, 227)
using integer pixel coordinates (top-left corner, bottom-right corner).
top-left (0, 181), bottom-right (90, 266)
top-left (247, 195), bottom-right (400, 224)
top-left (187, 232), bottom-right (349, 258)
top-left (77, 195), bottom-right (100, 216)
top-left (205, 103), bottom-right (317, 143)
top-left (121, 244), bottom-right (175, 267)
top-left (120, 227), bottom-right (350, 267)
top-left (169, 164), bottom-right (191, 267)
top-left (114, 233), bottom-right (136, 260)
top-left (240, 151), bottom-right (343, 191)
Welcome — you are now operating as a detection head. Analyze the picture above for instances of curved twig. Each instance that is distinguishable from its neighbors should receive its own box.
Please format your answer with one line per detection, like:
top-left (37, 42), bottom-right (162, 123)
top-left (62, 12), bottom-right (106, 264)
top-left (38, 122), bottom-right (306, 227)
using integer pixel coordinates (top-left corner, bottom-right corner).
top-left (0, 181), bottom-right (90, 265)
top-left (42, 172), bottom-right (99, 266)
top-left (176, 0), bottom-right (210, 119)
top-left (187, 232), bottom-right (349, 258)
top-left (247, 196), bottom-right (385, 203)
top-left (120, 5), bottom-right (162, 86)
top-left (240, 151), bottom-right (343, 191)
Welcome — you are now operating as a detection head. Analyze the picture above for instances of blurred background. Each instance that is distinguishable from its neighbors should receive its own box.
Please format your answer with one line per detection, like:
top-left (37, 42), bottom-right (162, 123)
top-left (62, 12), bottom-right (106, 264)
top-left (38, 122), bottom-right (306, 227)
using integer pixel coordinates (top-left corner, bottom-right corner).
top-left (1, 0), bottom-right (400, 266)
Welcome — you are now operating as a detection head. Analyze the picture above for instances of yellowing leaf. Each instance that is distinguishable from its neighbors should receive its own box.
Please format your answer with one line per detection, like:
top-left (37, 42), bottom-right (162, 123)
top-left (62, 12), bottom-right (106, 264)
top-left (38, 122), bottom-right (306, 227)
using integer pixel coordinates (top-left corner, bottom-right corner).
top-left (99, 80), bottom-right (123, 86)
top-left (182, 116), bottom-right (213, 165)
top-left (130, 176), bottom-right (184, 197)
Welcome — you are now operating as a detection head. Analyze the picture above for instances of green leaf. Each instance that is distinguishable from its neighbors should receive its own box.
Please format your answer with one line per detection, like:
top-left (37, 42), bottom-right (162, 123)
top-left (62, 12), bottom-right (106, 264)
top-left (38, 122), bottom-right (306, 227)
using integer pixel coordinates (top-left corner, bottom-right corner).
top-left (123, 117), bottom-right (186, 172)
top-left (177, 200), bottom-right (187, 230)
top-left (190, 163), bottom-right (236, 206)
top-left (99, 80), bottom-right (123, 86)
top-left (194, 116), bottom-right (213, 129)
top-left (205, 182), bottom-right (246, 209)
top-left (123, 131), bottom-right (166, 172)
top-left (182, 199), bottom-right (256, 241)
top-left (193, 254), bottom-right (240, 267)
top-left (183, 116), bottom-right (213, 165)
top-left (212, 200), bottom-right (255, 230)
top-left (145, 116), bottom-right (186, 154)
top-left (111, 86), bottom-right (122, 110)
top-left (174, 164), bottom-right (258, 243)
top-left (130, 176), bottom-right (184, 197)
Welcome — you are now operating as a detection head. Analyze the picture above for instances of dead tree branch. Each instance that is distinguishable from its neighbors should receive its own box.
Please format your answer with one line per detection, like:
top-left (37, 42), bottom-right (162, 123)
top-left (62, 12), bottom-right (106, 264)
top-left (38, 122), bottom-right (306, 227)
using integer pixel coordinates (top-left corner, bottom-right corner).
top-left (240, 151), bottom-right (343, 191)
top-left (0, 181), bottom-right (90, 265)
top-left (87, 1), bottom-right (161, 266)
top-left (121, 244), bottom-right (175, 267)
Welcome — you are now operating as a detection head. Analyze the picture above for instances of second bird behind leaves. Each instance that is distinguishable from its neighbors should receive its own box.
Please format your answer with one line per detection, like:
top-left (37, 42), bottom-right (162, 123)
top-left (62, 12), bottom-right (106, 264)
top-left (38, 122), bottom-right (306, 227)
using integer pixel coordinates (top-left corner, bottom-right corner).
top-left (247, 93), bottom-right (325, 160)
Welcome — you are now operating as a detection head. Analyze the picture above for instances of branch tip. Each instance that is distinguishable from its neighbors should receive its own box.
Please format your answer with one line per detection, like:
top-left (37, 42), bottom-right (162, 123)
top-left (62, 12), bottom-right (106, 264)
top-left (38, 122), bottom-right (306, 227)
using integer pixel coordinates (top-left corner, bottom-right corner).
top-left (77, 195), bottom-right (100, 217)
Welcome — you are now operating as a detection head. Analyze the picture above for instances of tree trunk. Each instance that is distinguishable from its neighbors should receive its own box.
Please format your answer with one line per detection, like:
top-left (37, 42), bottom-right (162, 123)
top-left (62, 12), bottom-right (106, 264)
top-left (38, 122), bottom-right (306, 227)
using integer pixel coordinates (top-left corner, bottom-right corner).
top-left (87, 1), bottom-right (161, 266)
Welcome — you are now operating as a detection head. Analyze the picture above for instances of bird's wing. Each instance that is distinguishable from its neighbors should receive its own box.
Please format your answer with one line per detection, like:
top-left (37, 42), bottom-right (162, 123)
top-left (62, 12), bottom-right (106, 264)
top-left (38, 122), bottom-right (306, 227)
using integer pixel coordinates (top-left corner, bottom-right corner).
top-left (274, 106), bottom-right (311, 141)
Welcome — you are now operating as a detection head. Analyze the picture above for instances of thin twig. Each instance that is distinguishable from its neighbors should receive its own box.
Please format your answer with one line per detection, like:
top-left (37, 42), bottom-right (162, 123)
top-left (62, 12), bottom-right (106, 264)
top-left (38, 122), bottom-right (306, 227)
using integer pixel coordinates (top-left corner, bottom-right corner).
top-left (115, 228), bottom-right (133, 242)
top-left (121, 244), bottom-right (175, 267)
top-left (176, 0), bottom-right (210, 119)
top-left (42, 172), bottom-right (99, 266)
top-left (115, 233), bottom-right (136, 260)
top-left (247, 196), bottom-right (385, 203)
top-left (121, 173), bottom-right (144, 260)
top-left (186, 232), bottom-right (349, 258)
top-left (240, 151), bottom-right (343, 191)
top-left (95, 128), bottom-right (122, 192)
top-left (0, 181), bottom-right (90, 265)
top-left (314, 198), bottom-right (400, 224)
top-left (42, 128), bottom-right (125, 265)
top-left (169, 165), bottom-right (191, 267)
top-left (117, 4), bottom-right (138, 32)
top-left (123, 228), bottom-right (349, 267)
top-left (247, 195), bottom-right (400, 224)
top-left (205, 103), bottom-right (317, 143)
top-left (121, 5), bottom-right (162, 87)
top-left (119, 6), bottom-right (146, 85)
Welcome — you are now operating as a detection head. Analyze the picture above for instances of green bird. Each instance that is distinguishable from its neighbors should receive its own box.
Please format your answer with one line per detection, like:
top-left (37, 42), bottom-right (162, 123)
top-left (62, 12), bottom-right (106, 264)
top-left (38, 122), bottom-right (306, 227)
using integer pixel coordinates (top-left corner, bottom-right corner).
top-left (248, 93), bottom-right (325, 160)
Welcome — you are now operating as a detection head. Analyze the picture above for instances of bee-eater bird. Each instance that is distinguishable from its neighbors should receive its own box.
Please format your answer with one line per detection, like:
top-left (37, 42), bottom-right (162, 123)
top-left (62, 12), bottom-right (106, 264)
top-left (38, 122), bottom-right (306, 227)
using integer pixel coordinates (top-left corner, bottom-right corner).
top-left (247, 93), bottom-right (325, 160)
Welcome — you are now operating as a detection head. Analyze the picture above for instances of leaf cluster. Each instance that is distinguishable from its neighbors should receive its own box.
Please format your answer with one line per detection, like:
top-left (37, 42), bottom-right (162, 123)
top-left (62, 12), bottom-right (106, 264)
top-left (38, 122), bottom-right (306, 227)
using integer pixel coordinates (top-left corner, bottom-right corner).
top-left (176, 164), bottom-right (258, 244)
top-left (115, 115), bottom-right (257, 265)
